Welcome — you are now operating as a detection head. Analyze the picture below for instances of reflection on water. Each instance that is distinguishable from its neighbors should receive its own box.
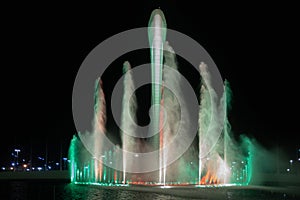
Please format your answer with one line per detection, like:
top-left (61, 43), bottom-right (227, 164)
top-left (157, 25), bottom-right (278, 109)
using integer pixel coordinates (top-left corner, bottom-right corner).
top-left (10, 181), bottom-right (28, 200)
top-left (0, 182), bottom-right (299, 200)
top-left (62, 184), bottom-right (186, 200)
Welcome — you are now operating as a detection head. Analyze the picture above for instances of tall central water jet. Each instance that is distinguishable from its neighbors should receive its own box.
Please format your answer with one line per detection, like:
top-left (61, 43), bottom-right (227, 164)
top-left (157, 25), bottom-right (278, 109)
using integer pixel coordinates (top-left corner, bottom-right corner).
top-left (148, 9), bottom-right (167, 184)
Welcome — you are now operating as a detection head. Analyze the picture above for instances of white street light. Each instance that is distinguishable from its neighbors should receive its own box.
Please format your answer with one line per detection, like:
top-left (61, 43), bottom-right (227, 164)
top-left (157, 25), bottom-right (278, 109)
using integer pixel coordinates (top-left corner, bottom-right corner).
top-left (14, 149), bottom-right (20, 166)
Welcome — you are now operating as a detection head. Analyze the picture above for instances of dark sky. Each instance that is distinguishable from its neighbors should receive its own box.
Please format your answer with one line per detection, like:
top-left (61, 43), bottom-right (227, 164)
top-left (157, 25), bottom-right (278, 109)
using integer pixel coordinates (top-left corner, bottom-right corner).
top-left (2, 2), bottom-right (299, 165)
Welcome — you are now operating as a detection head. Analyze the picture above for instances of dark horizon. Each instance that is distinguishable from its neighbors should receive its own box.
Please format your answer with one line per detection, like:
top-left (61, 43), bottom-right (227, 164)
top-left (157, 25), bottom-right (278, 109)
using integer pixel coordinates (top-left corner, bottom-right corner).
top-left (2, 2), bottom-right (299, 167)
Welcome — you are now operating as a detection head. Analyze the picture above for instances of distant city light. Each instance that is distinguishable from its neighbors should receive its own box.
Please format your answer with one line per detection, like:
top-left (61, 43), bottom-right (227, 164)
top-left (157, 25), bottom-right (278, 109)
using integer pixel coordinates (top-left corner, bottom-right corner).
top-left (11, 162), bottom-right (15, 166)
top-left (298, 158), bottom-right (300, 161)
top-left (287, 168), bottom-right (290, 172)
top-left (23, 164), bottom-right (27, 168)
top-left (37, 167), bottom-right (42, 171)
top-left (290, 160), bottom-right (293, 163)
top-left (38, 157), bottom-right (44, 160)
top-left (1, 167), bottom-right (5, 170)
top-left (22, 159), bottom-right (25, 162)
top-left (56, 163), bottom-right (59, 166)
top-left (48, 166), bottom-right (51, 170)
top-left (63, 157), bottom-right (68, 161)
top-left (10, 167), bottom-right (13, 170)
top-left (26, 169), bottom-right (30, 171)
top-left (32, 167), bottom-right (35, 170)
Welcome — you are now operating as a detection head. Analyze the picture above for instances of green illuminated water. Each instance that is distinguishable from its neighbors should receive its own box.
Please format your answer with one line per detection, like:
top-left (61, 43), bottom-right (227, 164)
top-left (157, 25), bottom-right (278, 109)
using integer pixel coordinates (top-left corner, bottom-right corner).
top-left (69, 80), bottom-right (253, 185)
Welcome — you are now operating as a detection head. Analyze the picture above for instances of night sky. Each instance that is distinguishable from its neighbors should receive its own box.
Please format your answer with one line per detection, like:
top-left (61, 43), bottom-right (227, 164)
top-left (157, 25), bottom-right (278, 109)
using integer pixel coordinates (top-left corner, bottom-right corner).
top-left (2, 2), bottom-right (299, 165)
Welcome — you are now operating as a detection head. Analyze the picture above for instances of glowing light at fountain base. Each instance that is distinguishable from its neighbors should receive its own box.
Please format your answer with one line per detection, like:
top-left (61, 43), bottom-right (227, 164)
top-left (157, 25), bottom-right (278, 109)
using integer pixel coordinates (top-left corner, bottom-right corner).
top-left (69, 134), bottom-right (253, 187)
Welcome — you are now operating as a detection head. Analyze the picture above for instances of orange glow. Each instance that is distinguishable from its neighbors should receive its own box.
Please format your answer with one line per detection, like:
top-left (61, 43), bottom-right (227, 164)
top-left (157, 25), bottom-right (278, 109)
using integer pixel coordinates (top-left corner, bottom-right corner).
top-left (200, 170), bottom-right (220, 185)
top-left (114, 171), bottom-right (117, 183)
top-left (159, 86), bottom-right (164, 182)
top-left (99, 161), bottom-right (102, 182)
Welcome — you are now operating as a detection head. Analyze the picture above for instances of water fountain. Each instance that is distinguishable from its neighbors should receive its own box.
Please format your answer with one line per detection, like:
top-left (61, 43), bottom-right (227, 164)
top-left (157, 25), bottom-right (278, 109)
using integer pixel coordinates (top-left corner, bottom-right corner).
top-left (69, 9), bottom-right (253, 186)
